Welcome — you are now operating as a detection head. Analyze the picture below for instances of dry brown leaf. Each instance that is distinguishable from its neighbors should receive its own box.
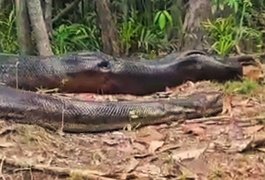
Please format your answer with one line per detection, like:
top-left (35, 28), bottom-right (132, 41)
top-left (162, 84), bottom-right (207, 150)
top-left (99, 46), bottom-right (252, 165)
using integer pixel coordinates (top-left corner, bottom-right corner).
top-left (222, 95), bottom-right (233, 115)
top-left (232, 98), bottom-right (252, 108)
top-left (133, 142), bottom-right (147, 152)
top-left (227, 132), bottom-right (265, 152)
top-left (137, 164), bottom-right (161, 176)
top-left (124, 158), bottom-right (139, 173)
top-left (157, 144), bottom-right (180, 153)
top-left (251, 132), bottom-right (265, 147)
top-left (178, 163), bottom-right (198, 179)
top-left (136, 127), bottom-right (165, 145)
top-left (0, 142), bottom-right (15, 148)
top-left (160, 163), bottom-right (182, 177)
top-left (243, 65), bottom-right (264, 81)
top-left (102, 138), bottom-right (119, 146)
top-left (134, 143), bottom-right (180, 158)
top-left (0, 126), bottom-right (16, 135)
top-left (181, 124), bottom-right (206, 136)
top-left (244, 125), bottom-right (264, 136)
top-left (182, 158), bottom-right (209, 178)
top-left (169, 81), bottom-right (196, 97)
top-left (228, 121), bottom-right (244, 140)
top-left (257, 148), bottom-right (265, 153)
top-left (222, 122), bottom-right (247, 152)
top-left (148, 140), bottom-right (164, 154)
top-left (172, 147), bottom-right (207, 161)
top-left (226, 138), bottom-right (252, 153)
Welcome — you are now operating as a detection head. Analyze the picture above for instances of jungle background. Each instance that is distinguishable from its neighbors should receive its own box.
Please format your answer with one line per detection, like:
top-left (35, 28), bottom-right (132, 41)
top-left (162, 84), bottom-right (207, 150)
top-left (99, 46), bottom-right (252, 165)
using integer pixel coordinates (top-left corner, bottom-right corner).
top-left (1, 0), bottom-right (264, 58)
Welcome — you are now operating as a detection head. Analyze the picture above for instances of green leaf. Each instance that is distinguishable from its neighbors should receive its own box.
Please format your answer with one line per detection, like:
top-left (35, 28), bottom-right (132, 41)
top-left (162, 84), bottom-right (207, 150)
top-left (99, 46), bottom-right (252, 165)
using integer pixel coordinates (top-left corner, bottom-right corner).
top-left (163, 10), bottom-right (173, 26)
top-left (154, 11), bottom-right (162, 24)
top-left (158, 12), bottom-right (166, 30)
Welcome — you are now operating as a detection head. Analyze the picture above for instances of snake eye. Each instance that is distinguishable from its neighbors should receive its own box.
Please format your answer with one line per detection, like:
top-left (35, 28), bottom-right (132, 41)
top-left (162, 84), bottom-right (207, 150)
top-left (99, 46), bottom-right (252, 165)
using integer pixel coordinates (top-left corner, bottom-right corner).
top-left (97, 60), bottom-right (111, 72)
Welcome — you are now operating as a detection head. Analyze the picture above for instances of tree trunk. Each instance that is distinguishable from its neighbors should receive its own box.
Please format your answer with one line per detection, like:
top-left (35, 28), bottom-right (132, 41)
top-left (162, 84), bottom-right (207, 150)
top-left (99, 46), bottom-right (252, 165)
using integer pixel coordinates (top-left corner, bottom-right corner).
top-left (96, 0), bottom-right (120, 57)
top-left (27, 0), bottom-right (53, 56)
top-left (15, 0), bottom-right (35, 55)
top-left (182, 0), bottom-right (212, 51)
top-left (43, 0), bottom-right (52, 37)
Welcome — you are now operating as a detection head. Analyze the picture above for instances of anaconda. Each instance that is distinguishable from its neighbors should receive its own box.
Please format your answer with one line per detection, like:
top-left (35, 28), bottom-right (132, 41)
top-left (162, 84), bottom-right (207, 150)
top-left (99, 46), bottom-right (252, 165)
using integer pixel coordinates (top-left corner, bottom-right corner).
top-left (0, 85), bottom-right (222, 133)
top-left (0, 51), bottom-right (244, 132)
top-left (0, 51), bottom-right (242, 95)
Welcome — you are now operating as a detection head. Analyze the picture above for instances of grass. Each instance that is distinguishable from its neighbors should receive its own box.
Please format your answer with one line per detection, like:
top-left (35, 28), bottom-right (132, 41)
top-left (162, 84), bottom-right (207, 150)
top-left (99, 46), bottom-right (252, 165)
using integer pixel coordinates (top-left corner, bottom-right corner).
top-left (223, 78), bottom-right (261, 95)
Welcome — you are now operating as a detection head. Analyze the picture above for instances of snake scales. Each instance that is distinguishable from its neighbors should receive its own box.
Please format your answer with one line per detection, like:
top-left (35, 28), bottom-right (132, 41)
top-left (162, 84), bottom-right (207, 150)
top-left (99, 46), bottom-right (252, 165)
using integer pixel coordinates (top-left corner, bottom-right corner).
top-left (0, 51), bottom-right (243, 132)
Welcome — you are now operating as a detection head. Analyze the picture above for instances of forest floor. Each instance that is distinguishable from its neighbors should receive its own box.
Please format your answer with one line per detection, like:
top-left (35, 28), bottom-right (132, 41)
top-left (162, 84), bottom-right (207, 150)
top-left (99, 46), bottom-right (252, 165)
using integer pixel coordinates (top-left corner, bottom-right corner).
top-left (1, 80), bottom-right (265, 180)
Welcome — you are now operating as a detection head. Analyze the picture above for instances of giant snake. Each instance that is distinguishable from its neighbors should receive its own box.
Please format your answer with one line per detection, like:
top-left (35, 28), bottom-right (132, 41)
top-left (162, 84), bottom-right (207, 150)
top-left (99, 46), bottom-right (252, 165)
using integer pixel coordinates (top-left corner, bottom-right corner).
top-left (0, 51), bottom-right (244, 132)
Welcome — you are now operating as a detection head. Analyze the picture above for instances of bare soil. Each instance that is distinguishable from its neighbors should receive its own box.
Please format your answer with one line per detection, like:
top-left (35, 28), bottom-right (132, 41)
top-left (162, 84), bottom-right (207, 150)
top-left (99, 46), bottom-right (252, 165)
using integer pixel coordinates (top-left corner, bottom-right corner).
top-left (1, 81), bottom-right (265, 180)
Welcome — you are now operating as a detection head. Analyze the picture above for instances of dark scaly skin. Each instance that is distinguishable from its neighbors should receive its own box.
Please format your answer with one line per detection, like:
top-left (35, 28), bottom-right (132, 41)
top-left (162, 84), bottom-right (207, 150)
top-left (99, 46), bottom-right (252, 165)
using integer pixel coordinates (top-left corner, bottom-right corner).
top-left (0, 51), bottom-right (243, 95)
top-left (0, 51), bottom-right (243, 132)
top-left (0, 85), bottom-right (222, 133)
top-left (0, 52), bottom-right (111, 92)
top-left (100, 54), bottom-right (243, 95)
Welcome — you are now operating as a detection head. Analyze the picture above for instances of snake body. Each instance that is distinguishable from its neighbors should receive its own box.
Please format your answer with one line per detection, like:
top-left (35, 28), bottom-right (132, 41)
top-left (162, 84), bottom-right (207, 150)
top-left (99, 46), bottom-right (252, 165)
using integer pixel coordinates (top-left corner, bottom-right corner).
top-left (0, 85), bottom-right (223, 132)
top-left (0, 51), bottom-right (242, 95)
top-left (0, 51), bottom-right (242, 132)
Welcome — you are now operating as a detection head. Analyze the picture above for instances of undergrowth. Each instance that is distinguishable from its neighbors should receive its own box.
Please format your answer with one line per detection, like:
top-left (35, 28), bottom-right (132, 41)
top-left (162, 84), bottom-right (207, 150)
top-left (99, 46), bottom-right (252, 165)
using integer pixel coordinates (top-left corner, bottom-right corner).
top-left (223, 78), bottom-right (261, 95)
top-left (0, 10), bottom-right (18, 54)
top-left (0, 0), bottom-right (265, 57)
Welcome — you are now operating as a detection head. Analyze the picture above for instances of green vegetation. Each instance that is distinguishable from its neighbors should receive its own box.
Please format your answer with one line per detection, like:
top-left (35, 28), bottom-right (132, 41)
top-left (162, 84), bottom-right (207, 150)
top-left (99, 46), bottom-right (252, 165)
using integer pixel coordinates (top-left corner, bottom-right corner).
top-left (204, 0), bottom-right (263, 56)
top-left (0, 10), bottom-right (18, 53)
top-left (1, 0), bottom-right (265, 57)
top-left (52, 23), bottom-right (101, 55)
top-left (223, 78), bottom-right (261, 95)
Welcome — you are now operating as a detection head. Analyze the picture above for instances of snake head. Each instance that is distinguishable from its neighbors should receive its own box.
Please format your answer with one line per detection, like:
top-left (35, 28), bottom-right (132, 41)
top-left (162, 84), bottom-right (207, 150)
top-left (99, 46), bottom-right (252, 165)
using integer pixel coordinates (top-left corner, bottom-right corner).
top-left (164, 92), bottom-right (223, 118)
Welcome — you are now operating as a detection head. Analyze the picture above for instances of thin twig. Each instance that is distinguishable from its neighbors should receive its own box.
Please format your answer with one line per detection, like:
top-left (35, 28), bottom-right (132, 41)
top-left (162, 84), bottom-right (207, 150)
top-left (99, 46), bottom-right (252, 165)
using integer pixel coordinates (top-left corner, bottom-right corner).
top-left (0, 156), bottom-right (6, 180)
top-left (185, 115), bottom-right (230, 124)
top-left (1, 155), bottom-right (116, 180)
top-left (186, 114), bottom-right (265, 125)
top-left (60, 108), bottom-right (65, 133)
top-left (36, 88), bottom-right (59, 94)
top-left (15, 61), bottom-right (20, 89)
top-left (235, 45), bottom-right (243, 55)
top-left (52, 0), bottom-right (81, 23)
top-left (56, 107), bottom-right (65, 136)
top-left (241, 115), bottom-right (265, 122)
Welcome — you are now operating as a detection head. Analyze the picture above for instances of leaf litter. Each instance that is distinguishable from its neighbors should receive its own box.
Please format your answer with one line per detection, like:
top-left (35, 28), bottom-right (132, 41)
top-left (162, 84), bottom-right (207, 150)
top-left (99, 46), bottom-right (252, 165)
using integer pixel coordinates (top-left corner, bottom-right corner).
top-left (0, 81), bottom-right (265, 179)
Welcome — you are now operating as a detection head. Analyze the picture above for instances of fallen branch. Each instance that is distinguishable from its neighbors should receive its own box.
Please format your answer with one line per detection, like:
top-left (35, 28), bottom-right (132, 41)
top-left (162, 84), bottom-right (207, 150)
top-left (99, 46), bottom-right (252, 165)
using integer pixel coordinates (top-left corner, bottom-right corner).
top-left (1, 155), bottom-right (116, 180)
